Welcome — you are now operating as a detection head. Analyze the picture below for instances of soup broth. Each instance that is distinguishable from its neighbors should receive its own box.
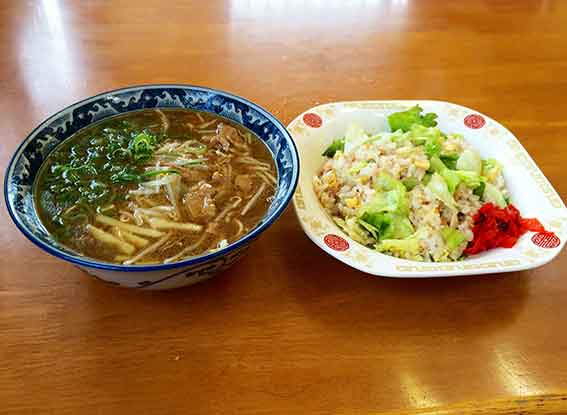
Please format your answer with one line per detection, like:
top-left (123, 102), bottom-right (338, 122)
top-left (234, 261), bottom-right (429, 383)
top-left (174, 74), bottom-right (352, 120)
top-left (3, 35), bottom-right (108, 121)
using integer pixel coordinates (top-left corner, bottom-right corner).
top-left (34, 109), bottom-right (277, 265)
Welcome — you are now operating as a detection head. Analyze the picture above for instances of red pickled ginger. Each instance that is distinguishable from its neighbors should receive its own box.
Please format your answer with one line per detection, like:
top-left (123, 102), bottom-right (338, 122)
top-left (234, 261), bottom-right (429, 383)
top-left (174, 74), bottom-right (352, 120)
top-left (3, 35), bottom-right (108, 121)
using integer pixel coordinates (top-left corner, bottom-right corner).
top-left (465, 203), bottom-right (545, 255)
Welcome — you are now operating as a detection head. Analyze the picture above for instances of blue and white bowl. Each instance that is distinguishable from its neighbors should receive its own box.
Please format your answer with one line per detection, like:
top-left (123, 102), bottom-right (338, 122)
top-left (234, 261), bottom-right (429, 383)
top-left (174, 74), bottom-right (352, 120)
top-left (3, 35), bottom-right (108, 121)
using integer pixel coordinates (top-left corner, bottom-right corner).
top-left (4, 85), bottom-right (299, 289)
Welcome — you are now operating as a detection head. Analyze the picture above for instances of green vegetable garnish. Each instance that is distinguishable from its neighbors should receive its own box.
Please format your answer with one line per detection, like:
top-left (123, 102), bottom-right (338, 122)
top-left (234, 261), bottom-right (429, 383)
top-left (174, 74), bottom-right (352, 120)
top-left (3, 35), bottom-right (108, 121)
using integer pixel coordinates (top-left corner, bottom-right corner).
top-left (376, 228), bottom-right (428, 260)
top-left (483, 183), bottom-right (507, 208)
top-left (426, 173), bottom-right (457, 209)
top-left (344, 124), bottom-right (370, 154)
top-left (360, 212), bottom-right (414, 240)
top-left (322, 138), bottom-right (345, 158)
top-left (388, 105), bottom-right (438, 133)
top-left (482, 158), bottom-right (502, 182)
top-left (129, 132), bottom-right (158, 162)
top-left (429, 156), bottom-right (460, 193)
top-left (358, 218), bottom-right (381, 240)
top-left (407, 125), bottom-right (444, 158)
top-left (430, 155), bottom-right (485, 194)
top-left (441, 227), bottom-right (467, 251)
top-left (357, 173), bottom-right (414, 240)
top-left (382, 215), bottom-right (414, 239)
top-left (348, 161), bottom-right (368, 175)
top-left (456, 149), bottom-right (482, 175)
top-left (141, 169), bottom-right (181, 179)
top-left (402, 177), bottom-right (419, 191)
top-left (41, 122), bottom-right (168, 228)
top-left (440, 153), bottom-right (459, 170)
top-left (473, 181), bottom-right (486, 198)
top-left (455, 170), bottom-right (485, 190)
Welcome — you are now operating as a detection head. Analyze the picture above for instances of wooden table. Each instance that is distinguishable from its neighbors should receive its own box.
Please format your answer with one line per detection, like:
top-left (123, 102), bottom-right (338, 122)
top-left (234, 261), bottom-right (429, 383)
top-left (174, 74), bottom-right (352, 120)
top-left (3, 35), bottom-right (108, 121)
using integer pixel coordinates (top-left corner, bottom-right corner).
top-left (2, 1), bottom-right (567, 414)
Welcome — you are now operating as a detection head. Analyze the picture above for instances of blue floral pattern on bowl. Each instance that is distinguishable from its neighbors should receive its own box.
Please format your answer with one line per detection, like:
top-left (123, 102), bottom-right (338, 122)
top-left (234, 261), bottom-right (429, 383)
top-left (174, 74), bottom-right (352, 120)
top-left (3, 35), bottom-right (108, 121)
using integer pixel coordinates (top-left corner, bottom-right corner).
top-left (4, 85), bottom-right (299, 289)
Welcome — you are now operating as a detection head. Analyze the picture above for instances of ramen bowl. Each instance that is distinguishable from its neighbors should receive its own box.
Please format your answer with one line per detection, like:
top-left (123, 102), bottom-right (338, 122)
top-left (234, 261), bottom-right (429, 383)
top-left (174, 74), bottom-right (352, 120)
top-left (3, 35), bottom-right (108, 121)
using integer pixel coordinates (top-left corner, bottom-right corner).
top-left (4, 85), bottom-right (299, 289)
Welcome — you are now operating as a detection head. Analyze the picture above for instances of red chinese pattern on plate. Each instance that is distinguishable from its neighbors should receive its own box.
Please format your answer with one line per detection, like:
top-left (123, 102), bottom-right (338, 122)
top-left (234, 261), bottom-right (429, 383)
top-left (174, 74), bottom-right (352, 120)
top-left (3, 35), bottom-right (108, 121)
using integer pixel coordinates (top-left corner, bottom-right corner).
top-left (464, 114), bottom-right (486, 129)
top-left (303, 113), bottom-right (323, 128)
top-left (532, 232), bottom-right (561, 248)
top-left (324, 234), bottom-right (349, 251)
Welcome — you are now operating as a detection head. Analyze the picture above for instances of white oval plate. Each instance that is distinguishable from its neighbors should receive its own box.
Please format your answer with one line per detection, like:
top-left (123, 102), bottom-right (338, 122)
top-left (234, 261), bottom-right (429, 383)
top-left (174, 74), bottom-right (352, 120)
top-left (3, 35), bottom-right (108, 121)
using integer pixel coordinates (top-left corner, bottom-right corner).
top-left (290, 100), bottom-right (567, 277)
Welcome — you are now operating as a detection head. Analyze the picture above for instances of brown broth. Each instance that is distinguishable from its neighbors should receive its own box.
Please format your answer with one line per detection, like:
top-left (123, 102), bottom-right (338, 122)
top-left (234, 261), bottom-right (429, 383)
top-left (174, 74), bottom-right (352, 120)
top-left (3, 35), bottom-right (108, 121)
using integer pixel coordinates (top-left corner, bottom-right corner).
top-left (34, 109), bottom-right (277, 264)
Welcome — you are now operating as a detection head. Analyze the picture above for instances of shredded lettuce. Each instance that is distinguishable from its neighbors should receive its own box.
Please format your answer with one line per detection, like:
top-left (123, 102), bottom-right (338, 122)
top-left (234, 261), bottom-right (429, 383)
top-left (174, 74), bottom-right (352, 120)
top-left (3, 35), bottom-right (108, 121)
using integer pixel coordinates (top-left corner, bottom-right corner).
top-left (388, 130), bottom-right (412, 143)
top-left (482, 158), bottom-right (502, 183)
top-left (456, 149), bottom-right (482, 175)
top-left (473, 181), bottom-right (486, 198)
top-left (429, 156), bottom-right (460, 193)
top-left (441, 227), bottom-right (467, 251)
top-left (357, 173), bottom-right (414, 240)
top-left (430, 156), bottom-right (485, 193)
top-left (362, 191), bottom-right (404, 216)
top-left (455, 170), bottom-right (485, 190)
top-left (375, 172), bottom-right (406, 192)
top-left (359, 212), bottom-right (392, 240)
top-left (376, 228), bottom-right (428, 260)
top-left (388, 105), bottom-right (438, 133)
top-left (348, 161), bottom-right (368, 175)
top-left (407, 125), bottom-right (444, 158)
top-left (402, 177), bottom-right (419, 191)
top-left (374, 173), bottom-right (409, 214)
top-left (444, 170), bottom-right (461, 194)
top-left (360, 212), bottom-right (414, 240)
top-left (429, 156), bottom-right (446, 173)
top-left (483, 183), bottom-right (507, 207)
top-left (358, 217), bottom-right (380, 240)
top-left (322, 138), bottom-right (345, 158)
top-left (344, 123), bottom-right (369, 153)
top-left (426, 173), bottom-right (457, 209)
top-left (334, 217), bottom-right (375, 245)
top-left (326, 124), bottom-right (397, 156)
top-left (439, 153), bottom-right (459, 170)
top-left (382, 216), bottom-right (414, 239)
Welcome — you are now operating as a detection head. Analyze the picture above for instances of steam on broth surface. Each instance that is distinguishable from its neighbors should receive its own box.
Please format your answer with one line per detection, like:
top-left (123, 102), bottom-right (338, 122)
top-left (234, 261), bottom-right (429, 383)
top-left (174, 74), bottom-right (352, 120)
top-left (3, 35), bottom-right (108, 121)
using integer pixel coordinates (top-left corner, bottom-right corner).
top-left (34, 109), bottom-right (277, 265)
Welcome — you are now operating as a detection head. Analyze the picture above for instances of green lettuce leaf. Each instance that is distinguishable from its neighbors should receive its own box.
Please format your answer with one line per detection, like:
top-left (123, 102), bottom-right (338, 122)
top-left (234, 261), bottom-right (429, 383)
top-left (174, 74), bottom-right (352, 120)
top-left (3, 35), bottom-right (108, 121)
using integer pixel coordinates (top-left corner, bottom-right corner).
top-left (358, 217), bottom-right (381, 240)
top-left (358, 173), bottom-right (414, 240)
top-left (483, 183), bottom-right (507, 208)
top-left (441, 227), bottom-right (467, 251)
top-left (408, 125), bottom-right (443, 157)
top-left (473, 181), bottom-right (486, 198)
top-left (360, 212), bottom-right (391, 236)
top-left (322, 138), bottom-right (345, 158)
top-left (348, 161), bottom-right (368, 175)
top-left (376, 228), bottom-right (428, 260)
top-left (456, 149), bottom-right (482, 175)
top-left (344, 123), bottom-right (369, 153)
top-left (426, 173), bottom-right (457, 209)
top-left (482, 158), bottom-right (502, 183)
top-left (439, 153), bottom-right (459, 170)
top-left (402, 177), bottom-right (419, 191)
top-left (360, 212), bottom-right (414, 240)
top-left (388, 105), bottom-right (438, 132)
top-left (334, 217), bottom-right (375, 245)
top-left (455, 170), bottom-right (486, 190)
top-left (429, 156), bottom-right (460, 193)
top-left (382, 215), bottom-right (414, 239)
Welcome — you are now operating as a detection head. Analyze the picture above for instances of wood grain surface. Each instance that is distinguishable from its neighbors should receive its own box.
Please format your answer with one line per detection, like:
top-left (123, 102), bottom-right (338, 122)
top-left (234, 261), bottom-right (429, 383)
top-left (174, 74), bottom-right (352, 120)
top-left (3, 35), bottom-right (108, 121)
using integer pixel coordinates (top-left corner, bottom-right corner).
top-left (1, 1), bottom-right (567, 414)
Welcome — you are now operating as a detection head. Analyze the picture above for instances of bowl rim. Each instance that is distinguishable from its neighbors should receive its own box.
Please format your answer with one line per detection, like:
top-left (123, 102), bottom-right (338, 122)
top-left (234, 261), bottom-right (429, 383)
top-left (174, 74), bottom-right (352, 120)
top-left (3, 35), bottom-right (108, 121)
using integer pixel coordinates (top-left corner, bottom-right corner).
top-left (4, 83), bottom-right (299, 272)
